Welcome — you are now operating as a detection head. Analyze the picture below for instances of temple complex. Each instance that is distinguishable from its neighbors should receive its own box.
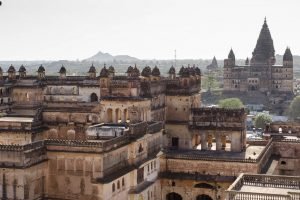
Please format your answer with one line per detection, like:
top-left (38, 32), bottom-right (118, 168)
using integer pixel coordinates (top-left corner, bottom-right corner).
top-left (223, 19), bottom-right (294, 114)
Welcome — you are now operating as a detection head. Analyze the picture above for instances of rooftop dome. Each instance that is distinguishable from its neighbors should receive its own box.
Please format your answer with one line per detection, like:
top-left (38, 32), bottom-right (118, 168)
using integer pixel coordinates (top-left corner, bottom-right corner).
top-left (188, 66), bottom-right (196, 76)
top-left (126, 66), bottom-right (133, 73)
top-left (141, 66), bottom-right (151, 77)
top-left (133, 65), bottom-right (140, 74)
top-left (99, 66), bottom-right (109, 77)
top-left (18, 65), bottom-right (26, 72)
top-left (152, 66), bottom-right (160, 76)
top-left (59, 65), bottom-right (66, 74)
top-left (88, 64), bottom-right (96, 73)
top-left (37, 65), bottom-right (45, 72)
top-left (179, 66), bottom-right (184, 75)
top-left (7, 65), bottom-right (16, 73)
top-left (108, 65), bottom-right (115, 73)
top-left (168, 66), bottom-right (175, 74)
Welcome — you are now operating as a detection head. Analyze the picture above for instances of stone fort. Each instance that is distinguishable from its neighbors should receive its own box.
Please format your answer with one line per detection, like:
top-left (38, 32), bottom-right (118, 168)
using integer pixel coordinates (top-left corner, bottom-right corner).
top-left (0, 20), bottom-right (299, 200)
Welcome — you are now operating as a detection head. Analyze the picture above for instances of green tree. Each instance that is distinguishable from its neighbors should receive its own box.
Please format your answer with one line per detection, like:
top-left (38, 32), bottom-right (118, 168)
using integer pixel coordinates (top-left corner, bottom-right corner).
top-left (288, 96), bottom-right (300, 120)
top-left (202, 74), bottom-right (218, 92)
top-left (254, 113), bottom-right (272, 129)
top-left (218, 98), bottom-right (244, 109)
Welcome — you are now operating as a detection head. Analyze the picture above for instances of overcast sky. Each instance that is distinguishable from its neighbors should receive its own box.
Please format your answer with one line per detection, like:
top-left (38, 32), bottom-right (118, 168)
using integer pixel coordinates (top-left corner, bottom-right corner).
top-left (0, 0), bottom-right (299, 60)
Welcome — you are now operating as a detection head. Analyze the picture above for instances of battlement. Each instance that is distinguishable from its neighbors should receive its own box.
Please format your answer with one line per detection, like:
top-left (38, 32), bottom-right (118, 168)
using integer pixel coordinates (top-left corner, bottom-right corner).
top-left (0, 141), bottom-right (46, 168)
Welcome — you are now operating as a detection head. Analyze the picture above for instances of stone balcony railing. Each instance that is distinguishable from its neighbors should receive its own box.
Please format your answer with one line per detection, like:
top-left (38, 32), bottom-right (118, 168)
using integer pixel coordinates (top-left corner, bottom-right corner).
top-left (147, 121), bottom-right (164, 134)
top-left (227, 173), bottom-right (300, 200)
top-left (45, 135), bottom-right (130, 153)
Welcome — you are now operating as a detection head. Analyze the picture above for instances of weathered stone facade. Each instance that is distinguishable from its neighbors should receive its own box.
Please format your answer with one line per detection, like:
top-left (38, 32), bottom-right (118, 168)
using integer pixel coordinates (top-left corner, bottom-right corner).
top-left (0, 63), bottom-right (299, 200)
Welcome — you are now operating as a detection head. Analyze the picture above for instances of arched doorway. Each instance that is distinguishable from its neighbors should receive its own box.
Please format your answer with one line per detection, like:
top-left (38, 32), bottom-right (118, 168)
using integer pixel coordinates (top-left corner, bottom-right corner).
top-left (90, 93), bottom-right (98, 102)
top-left (196, 194), bottom-right (213, 200)
top-left (166, 192), bottom-right (182, 200)
top-left (107, 108), bottom-right (113, 123)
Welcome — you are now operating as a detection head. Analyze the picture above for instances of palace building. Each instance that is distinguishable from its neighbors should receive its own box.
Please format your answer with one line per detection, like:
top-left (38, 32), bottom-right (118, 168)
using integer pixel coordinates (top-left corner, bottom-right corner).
top-left (0, 19), bottom-right (299, 200)
top-left (0, 63), bottom-right (299, 200)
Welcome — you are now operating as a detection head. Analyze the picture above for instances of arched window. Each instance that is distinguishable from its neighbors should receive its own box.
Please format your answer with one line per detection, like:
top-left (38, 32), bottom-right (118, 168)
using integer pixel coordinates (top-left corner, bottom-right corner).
top-left (166, 192), bottom-right (182, 200)
top-left (122, 178), bottom-right (125, 187)
top-left (112, 183), bottom-right (115, 192)
top-left (117, 180), bottom-right (120, 189)
top-left (138, 144), bottom-right (143, 153)
top-left (90, 93), bottom-right (98, 102)
top-left (281, 161), bottom-right (286, 165)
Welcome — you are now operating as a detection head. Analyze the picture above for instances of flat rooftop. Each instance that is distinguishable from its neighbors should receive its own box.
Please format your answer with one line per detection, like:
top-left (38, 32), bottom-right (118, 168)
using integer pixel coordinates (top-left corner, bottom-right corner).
top-left (86, 123), bottom-right (128, 139)
top-left (166, 144), bottom-right (265, 160)
top-left (227, 174), bottom-right (300, 199)
top-left (0, 117), bottom-right (34, 123)
top-left (240, 185), bottom-right (300, 195)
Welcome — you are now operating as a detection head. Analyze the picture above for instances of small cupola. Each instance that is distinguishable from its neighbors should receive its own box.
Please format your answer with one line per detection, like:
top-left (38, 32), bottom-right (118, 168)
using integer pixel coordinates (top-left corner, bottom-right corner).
top-left (7, 64), bottom-right (16, 80)
top-left (18, 65), bottom-right (26, 78)
top-left (59, 65), bottom-right (66, 78)
top-left (168, 65), bottom-right (176, 79)
top-left (99, 64), bottom-right (109, 78)
top-left (88, 63), bottom-right (96, 78)
top-left (37, 64), bottom-right (46, 79)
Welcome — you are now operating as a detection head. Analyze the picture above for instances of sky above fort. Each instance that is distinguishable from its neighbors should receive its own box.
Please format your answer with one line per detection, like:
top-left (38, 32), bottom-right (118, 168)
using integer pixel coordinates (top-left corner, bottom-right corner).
top-left (0, 0), bottom-right (299, 60)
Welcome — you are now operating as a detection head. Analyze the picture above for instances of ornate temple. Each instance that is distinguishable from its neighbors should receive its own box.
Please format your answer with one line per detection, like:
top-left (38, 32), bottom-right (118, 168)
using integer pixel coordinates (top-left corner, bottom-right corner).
top-left (223, 18), bottom-right (294, 113)
top-left (206, 56), bottom-right (218, 71)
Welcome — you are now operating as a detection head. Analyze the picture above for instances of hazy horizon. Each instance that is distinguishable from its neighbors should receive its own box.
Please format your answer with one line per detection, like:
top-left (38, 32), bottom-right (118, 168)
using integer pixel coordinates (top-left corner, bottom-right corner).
top-left (0, 0), bottom-right (299, 60)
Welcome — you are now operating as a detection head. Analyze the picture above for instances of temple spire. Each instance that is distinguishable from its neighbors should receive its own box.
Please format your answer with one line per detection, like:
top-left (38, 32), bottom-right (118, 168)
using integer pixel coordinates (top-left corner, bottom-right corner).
top-left (251, 17), bottom-right (275, 64)
top-left (228, 48), bottom-right (235, 61)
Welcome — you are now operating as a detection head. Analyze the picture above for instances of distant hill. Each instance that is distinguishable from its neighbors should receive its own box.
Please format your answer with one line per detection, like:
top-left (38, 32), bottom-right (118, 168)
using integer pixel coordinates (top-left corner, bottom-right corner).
top-left (84, 51), bottom-right (139, 63)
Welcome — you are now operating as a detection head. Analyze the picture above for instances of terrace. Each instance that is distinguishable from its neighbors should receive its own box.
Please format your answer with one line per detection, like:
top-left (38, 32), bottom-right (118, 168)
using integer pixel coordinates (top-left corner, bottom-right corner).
top-left (227, 173), bottom-right (300, 200)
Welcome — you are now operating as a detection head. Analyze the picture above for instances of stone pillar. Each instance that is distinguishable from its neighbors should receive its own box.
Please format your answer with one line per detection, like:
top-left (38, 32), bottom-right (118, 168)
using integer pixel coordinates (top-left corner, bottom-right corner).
top-left (216, 134), bottom-right (222, 151)
top-left (207, 134), bottom-right (213, 150)
top-left (231, 132), bottom-right (241, 152)
top-left (201, 132), bottom-right (207, 150)
top-left (121, 110), bottom-right (125, 123)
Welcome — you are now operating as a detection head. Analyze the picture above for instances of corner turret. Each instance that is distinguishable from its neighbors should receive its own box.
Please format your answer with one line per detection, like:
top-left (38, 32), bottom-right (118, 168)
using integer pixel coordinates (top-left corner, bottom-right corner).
top-left (224, 49), bottom-right (235, 67)
top-left (59, 65), bottom-right (66, 78)
top-left (168, 66), bottom-right (176, 79)
top-left (7, 65), bottom-right (16, 80)
top-left (88, 63), bottom-right (96, 78)
top-left (37, 65), bottom-right (45, 79)
top-left (283, 47), bottom-right (293, 67)
top-left (18, 65), bottom-right (26, 78)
